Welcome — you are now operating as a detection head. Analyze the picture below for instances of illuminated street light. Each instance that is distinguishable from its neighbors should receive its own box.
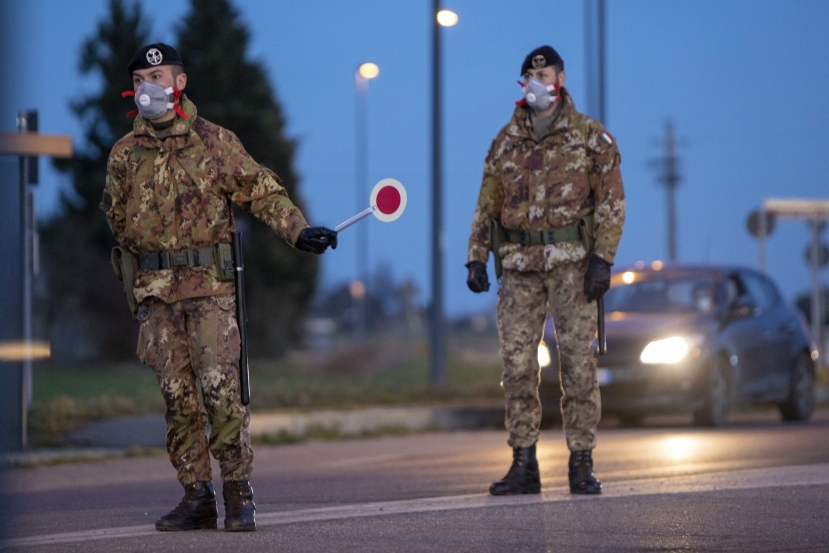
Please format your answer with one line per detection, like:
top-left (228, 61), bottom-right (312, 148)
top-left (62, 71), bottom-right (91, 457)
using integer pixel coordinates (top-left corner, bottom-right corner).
top-left (436, 9), bottom-right (458, 26)
top-left (622, 271), bottom-right (635, 284)
top-left (430, 3), bottom-right (458, 387)
top-left (354, 62), bottom-right (379, 340)
top-left (358, 62), bottom-right (379, 80)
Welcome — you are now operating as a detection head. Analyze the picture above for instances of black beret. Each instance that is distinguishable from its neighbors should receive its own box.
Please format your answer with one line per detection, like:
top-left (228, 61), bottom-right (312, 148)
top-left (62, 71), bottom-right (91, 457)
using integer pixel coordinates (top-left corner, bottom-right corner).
top-left (127, 43), bottom-right (183, 77)
top-left (520, 45), bottom-right (564, 76)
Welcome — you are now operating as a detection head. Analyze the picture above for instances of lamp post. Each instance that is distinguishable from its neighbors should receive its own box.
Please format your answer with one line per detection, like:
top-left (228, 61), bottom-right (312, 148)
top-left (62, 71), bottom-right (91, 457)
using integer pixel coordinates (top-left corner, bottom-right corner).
top-left (430, 5), bottom-right (457, 387)
top-left (354, 62), bottom-right (378, 340)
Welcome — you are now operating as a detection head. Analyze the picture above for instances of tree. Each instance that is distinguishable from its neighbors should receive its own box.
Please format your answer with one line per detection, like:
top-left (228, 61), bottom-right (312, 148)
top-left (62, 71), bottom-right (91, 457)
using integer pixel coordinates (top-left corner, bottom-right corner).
top-left (42, 0), bottom-right (151, 359)
top-left (175, 0), bottom-right (318, 355)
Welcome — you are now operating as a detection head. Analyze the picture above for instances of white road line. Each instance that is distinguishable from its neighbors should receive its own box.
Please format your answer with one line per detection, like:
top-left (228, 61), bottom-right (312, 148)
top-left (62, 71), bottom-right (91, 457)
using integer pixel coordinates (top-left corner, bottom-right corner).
top-left (320, 453), bottom-right (410, 468)
top-left (4, 463), bottom-right (829, 549)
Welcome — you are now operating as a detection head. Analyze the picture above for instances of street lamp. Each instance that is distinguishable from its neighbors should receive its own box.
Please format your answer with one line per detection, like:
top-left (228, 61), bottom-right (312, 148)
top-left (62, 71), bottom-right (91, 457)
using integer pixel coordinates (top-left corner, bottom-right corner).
top-left (354, 62), bottom-right (378, 339)
top-left (430, 4), bottom-right (457, 387)
top-left (436, 9), bottom-right (458, 26)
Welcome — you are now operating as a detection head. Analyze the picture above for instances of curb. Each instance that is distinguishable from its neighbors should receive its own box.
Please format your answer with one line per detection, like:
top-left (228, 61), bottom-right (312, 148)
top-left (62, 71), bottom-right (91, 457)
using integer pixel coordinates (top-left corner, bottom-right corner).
top-left (3, 405), bottom-right (503, 468)
top-left (1, 446), bottom-right (164, 468)
top-left (250, 405), bottom-right (503, 442)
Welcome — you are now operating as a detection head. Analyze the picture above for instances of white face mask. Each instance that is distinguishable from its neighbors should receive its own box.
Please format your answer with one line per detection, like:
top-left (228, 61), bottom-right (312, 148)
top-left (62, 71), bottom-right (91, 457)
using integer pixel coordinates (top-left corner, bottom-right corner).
top-left (522, 77), bottom-right (559, 111)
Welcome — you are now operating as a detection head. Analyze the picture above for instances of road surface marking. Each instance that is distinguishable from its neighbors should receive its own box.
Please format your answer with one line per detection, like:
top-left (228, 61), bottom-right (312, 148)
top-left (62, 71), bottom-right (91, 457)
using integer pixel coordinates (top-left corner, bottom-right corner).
top-left (3, 463), bottom-right (829, 549)
top-left (321, 453), bottom-right (411, 468)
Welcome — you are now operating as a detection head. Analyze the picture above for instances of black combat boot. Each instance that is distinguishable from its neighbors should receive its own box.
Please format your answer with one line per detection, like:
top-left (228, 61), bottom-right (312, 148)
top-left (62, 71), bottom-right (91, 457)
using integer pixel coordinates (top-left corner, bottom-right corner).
top-left (155, 481), bottom-right (218, 531)
top-left (568, 450), bottom-right (602, 495)
top-left (223, 481), bottom-right (256, 532)
top-left (489, 444), bottom-right (541, 495)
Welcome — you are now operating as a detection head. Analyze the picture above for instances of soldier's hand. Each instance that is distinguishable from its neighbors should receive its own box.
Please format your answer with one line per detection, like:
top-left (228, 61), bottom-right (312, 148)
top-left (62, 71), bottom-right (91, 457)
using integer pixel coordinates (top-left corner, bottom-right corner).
top-left (584, 254), bottom-right (612, 302)
top-left (295, 227), bottom-right (338, 254)
top-left (466, 261), bottom-right (490, 293)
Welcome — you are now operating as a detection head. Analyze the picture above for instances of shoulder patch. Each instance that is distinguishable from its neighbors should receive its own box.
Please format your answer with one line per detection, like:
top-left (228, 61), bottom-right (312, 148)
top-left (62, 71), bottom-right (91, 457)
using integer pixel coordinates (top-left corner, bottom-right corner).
top-left (599, 132), bottom-right (613, 145)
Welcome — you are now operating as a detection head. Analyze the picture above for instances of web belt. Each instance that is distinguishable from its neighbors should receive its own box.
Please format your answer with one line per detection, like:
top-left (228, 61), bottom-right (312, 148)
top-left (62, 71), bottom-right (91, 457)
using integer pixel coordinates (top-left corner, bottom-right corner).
top-left (138, 247), bottom-right (216, 270)
top-left (503, 225), bottom-right (582, 246)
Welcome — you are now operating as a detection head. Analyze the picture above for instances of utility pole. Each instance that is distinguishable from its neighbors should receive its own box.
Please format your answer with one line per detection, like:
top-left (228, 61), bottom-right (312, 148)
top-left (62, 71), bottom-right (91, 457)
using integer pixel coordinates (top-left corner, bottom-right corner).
top-left (429, 5), bottom-right (458, 387)
top-left (584, 0), bottom-right (607, 125)
top-left (430, 0), bottom-right (446, 387)
top-left (651, 121), bottom-right (681, 262)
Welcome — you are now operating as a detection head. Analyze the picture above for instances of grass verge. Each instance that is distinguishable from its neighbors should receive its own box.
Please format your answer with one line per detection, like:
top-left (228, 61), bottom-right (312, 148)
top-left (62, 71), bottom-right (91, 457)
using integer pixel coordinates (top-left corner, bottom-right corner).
top-left (30, 337), bottom-right (503, 443)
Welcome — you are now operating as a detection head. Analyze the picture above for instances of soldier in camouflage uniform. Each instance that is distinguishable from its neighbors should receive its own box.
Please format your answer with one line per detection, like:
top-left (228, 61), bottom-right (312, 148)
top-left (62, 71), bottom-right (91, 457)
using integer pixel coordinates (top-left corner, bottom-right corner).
top-left (466, 46), bottom-right (625, 496)
top-left (102, 44), bottom-right (338, 532)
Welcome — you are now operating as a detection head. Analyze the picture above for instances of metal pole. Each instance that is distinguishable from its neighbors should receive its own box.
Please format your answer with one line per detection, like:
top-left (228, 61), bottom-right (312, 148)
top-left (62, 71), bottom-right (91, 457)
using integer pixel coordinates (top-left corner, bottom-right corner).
top-left (430, 0), bottom-right (446, 387)
top-left (584, 0), bottom-right (607, 124)
top-left (597, 0), bottom-right (606, 125)
top-left (18, 153), bottom-right (28, 449)
top-left (810, 221), bottom-right (822, 358)
top-left (759, 206), bottom-right (767, 271)
top-left (355, 74), bottom-right (369, 339)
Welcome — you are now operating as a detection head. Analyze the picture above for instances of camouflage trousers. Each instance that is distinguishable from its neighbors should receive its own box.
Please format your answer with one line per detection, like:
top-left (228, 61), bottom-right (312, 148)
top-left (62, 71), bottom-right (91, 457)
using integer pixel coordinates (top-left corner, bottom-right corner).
top-left (497, 259), bottom-right (600, 452)
top-left (136, 294), bottom-right (253, 486)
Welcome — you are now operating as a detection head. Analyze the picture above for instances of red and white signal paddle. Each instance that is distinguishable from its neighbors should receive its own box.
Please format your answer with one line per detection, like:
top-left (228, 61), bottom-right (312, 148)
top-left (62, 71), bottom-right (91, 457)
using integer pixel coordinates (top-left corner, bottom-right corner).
top-left (334, 178), bottom-right (407, 232)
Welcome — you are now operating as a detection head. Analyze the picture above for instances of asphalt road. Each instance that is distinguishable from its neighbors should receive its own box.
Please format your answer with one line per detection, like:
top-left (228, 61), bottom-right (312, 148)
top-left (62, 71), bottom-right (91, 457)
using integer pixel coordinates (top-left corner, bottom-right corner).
top-left (2, 408), bottom-right (829, 552)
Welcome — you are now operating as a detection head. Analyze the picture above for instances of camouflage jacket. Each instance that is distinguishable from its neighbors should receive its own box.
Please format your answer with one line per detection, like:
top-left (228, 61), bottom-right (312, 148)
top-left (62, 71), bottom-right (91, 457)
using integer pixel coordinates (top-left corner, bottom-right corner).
top-left (102, 97), bottom-right (309, 304)
top-left (467, 88), bottom-right (625, 271)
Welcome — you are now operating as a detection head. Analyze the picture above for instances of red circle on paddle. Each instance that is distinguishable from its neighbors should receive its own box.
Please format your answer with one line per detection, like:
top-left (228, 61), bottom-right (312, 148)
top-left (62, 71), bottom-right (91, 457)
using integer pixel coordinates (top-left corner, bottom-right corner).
top-left (376, 186), bottom-right (402, 215)
top-left (370, 178), bottom-right (407, 223)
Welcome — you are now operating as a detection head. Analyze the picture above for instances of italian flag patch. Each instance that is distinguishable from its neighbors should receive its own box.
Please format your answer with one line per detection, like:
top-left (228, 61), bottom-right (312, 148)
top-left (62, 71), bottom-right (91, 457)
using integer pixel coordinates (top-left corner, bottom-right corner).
top-left (599, 132), bottom-right (613, 145)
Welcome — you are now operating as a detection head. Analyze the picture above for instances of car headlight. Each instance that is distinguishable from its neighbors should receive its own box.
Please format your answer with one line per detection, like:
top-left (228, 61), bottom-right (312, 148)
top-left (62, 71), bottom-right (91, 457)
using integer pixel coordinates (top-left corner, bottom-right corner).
top-left (640, 336), bottom-right (692, 364)
top-left (538, 341), bottom-right (552, 368)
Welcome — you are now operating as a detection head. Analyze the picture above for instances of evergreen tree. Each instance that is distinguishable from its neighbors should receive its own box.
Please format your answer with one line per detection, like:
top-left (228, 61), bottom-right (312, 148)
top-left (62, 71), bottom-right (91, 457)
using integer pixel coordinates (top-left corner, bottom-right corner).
top-left (42, 0), bottom-right (151, 359)
top-left (176, 0), bottom-right (318, 355)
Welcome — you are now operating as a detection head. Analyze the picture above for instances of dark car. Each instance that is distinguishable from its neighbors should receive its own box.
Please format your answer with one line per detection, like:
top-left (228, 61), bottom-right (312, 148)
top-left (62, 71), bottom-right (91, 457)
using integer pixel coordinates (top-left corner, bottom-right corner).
top-left (539, 264), bottom-right (817, 426)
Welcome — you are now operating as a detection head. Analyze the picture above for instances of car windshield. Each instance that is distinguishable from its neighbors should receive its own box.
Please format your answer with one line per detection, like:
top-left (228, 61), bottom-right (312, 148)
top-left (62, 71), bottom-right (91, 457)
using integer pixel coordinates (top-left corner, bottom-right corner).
top-left (604, 274), bottom-right (717, 314)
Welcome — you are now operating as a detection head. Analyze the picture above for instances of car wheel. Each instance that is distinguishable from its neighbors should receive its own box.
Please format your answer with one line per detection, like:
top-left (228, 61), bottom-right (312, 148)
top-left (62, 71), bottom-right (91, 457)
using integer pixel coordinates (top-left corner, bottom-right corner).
top-left (778, 354), bottom-right (814, 422)
top-left (693, 356), bottom-right (730, 427)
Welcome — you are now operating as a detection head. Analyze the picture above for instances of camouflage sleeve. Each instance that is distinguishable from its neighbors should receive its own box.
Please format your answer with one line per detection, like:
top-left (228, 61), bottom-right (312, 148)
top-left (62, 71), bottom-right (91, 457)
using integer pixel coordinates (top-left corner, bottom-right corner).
top-left (586, 124), bottom-right (626, 264)
top-left (101, 142), bottom-right (130, 247)
top-left (224, 131), bottom-right (309, 246)
top-left (467, 138), bottom-right (505, 264)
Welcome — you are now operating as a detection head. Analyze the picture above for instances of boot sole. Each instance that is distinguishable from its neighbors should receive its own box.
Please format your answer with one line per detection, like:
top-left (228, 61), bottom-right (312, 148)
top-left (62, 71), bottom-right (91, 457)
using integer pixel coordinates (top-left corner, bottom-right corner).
top-left (155, 519), bottom-right (218, 531)
top-left (569, 486), bottom-right (602, 495)
top-left (224, 523), bottom-right (257, 532)
top-left (489, 483), bottom-right (541, 496)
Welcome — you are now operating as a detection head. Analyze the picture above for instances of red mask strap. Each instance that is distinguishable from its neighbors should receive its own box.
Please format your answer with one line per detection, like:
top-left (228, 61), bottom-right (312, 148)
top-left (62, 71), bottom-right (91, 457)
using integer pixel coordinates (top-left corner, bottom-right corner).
top-left (122, 90), bottom-right (138, 117)
top-left (171, 88), bottom-right (188, 119)
top-left (174, 104), bottom-right (189, 120)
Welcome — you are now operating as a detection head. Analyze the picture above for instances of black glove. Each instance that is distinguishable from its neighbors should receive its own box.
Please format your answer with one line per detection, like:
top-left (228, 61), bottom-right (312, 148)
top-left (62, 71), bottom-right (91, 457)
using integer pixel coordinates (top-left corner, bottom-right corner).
top-left (584, 254), bottom-right (612, 302)
top-left (466, 261), bottom-right (490, 293)
top-left (295, 227), bottom-right (338, 254)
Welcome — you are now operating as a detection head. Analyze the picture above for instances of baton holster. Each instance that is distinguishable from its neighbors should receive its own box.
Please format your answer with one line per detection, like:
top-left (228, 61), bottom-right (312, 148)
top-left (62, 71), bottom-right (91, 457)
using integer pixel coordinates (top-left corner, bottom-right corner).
top-left (111, 247), bottom-right (139, 319)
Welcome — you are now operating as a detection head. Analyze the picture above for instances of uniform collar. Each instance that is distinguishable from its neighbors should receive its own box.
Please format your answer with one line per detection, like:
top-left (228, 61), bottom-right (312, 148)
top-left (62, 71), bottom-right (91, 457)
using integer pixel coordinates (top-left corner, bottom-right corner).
top-left (507, 87), bottom-right (576, 140)
top-left (133, 95), bottom-right (198, 140)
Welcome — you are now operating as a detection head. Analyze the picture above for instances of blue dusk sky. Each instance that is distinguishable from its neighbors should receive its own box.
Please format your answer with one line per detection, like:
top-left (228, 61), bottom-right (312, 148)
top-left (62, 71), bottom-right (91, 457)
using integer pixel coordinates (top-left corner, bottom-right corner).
top-left (4, 0), bottom-right (829, 316)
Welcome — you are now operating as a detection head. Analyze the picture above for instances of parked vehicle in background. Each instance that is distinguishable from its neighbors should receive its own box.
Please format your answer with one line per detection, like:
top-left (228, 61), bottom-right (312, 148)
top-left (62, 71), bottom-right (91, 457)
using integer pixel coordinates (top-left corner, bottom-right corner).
top-left (539, 264), bottom-right (817, 426)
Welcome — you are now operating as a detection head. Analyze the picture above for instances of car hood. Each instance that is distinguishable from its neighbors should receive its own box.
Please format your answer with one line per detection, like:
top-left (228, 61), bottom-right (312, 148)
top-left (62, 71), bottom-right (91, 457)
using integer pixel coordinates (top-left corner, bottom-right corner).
top-left (603, 311), bottom-right (712, 362)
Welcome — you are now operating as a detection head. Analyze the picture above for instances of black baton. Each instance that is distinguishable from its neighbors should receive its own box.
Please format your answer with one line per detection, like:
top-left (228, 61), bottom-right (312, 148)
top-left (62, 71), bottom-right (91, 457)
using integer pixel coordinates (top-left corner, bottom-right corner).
top-left (597, 296), bottom-right (607, 355)
top-left (232, 232), bottom-right (251, 406)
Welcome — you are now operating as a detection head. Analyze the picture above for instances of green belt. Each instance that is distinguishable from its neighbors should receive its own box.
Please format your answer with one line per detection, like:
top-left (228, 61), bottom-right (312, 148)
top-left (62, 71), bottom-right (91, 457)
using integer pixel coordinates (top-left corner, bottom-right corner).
top-left (138, 247), bottom-right (216, 270)
top-left (503, 225), bottom-right (582, 246)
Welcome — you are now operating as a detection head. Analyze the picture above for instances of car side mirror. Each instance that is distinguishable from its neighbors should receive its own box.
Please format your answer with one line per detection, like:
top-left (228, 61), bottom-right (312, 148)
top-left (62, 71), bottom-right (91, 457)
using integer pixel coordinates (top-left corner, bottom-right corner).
top-left (728, 296), bottom-right (757, 320)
